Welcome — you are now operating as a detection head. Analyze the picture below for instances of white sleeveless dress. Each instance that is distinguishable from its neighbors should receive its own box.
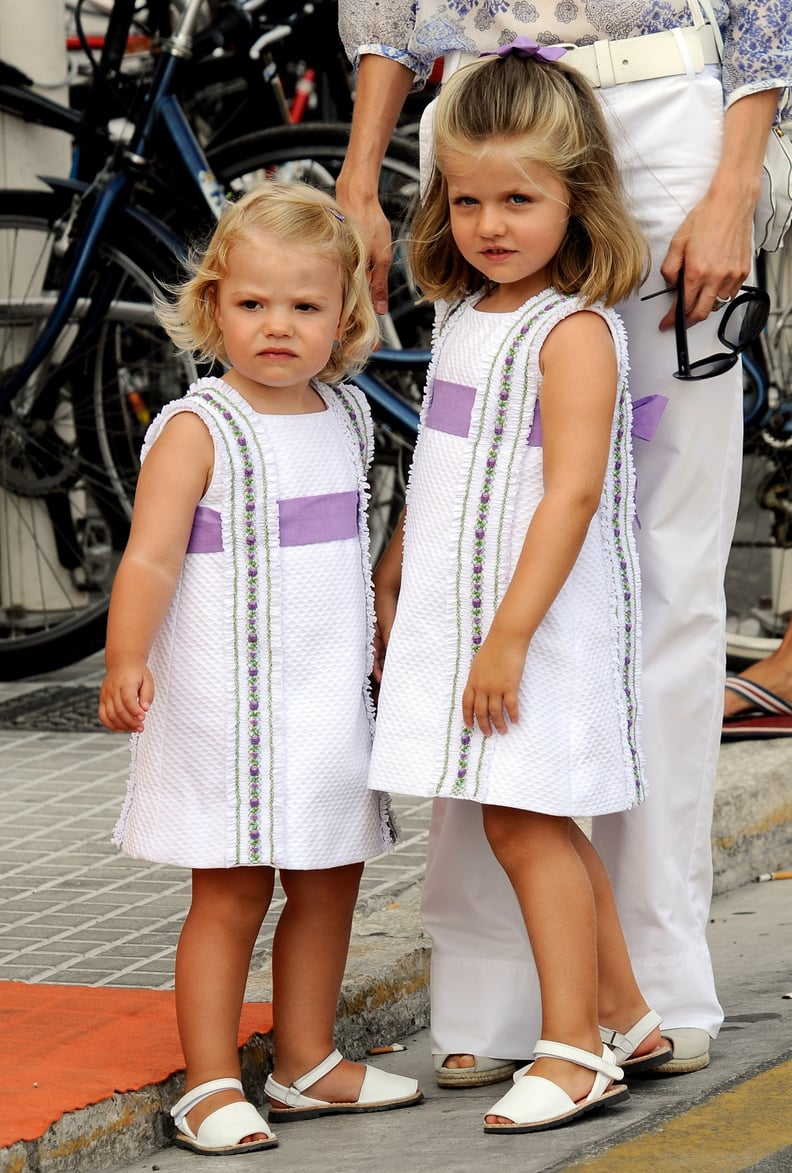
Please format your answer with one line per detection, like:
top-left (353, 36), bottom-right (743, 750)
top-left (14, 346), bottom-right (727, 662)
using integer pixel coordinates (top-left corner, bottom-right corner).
top-left (369, 291), bottom-right (647, 816)
top-left (114, 377), bottom-right (397, 869)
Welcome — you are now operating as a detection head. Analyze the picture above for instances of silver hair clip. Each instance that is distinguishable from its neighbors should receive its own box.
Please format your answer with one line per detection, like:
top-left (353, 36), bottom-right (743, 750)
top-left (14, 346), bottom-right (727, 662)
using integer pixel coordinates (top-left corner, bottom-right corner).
top-left (329, 209), bottom-right (346, 222)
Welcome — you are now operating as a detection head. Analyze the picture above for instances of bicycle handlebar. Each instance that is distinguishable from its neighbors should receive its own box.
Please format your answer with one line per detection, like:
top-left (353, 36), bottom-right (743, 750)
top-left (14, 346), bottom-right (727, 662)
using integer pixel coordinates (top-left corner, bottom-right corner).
top-left (370, 349), bottom-right (432, 368)
top-left (249, 26), bottom-right (292, 58)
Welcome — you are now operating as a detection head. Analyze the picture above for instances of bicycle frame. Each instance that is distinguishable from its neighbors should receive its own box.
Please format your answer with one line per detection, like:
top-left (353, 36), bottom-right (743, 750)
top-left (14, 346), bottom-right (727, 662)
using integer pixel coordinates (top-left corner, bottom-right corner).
top-left (741, 253), bottom-right (792, 441)
top-left (0, 0), bottom-right (425, 678)
top-left (357, 349), bottom-right (425, 434)
top-left (0, 0), bottom-right (224, 410)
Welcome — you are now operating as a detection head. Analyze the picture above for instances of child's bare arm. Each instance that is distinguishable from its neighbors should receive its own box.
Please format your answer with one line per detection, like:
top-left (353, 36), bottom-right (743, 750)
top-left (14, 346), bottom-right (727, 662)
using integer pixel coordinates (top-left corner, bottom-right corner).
top-left (99, 413), bottom-right (213, 732)
top-left (463, 312), bottom-right (618, 735)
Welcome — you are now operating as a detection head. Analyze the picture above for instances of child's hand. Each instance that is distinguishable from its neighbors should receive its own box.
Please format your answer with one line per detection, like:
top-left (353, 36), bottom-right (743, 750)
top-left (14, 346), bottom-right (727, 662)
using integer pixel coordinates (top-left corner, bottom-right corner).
top-left (372, 620), bottom-right (387, 683)
top-left (462, 632), bottom-right (528, 736)
top-left (372, 589), bottom-right (398, 683)
top-left (98, 660), bottom-right (154, 733)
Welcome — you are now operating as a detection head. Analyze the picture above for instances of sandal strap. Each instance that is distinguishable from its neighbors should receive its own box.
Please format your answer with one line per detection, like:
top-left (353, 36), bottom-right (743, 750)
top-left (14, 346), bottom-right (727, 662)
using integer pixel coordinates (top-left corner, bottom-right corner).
top-left (723, 674), bottom-right (792, 715)
top-left (292, 1048), bottom-right (344, 1095)
top-left (170, 1077), bottom-right (244, 1126)
top-left (599, 1010), bottom-right (662, 1061)
top-left (533, 1040), bottom-right (623, 1083)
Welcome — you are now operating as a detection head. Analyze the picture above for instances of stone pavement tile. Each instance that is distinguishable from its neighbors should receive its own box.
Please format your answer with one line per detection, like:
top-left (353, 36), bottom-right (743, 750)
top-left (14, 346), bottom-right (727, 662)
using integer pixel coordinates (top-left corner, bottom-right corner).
top-left (0, 926), bottom-right (45, 945)
top-left (0, 712), bottom-right (431, 993)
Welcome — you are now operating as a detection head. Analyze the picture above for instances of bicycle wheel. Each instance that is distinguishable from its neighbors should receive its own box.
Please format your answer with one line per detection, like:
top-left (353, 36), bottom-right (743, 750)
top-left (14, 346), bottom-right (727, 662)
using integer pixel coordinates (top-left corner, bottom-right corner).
top-left (0, 188), bottom-right (195, 679)
top-left (725, 249), bottom-right (792, 663)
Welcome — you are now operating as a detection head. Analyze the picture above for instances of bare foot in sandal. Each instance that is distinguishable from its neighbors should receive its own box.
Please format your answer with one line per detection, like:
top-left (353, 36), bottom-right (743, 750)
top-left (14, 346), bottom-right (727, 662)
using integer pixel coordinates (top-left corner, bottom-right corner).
top-left (723, 651), bottom-right (792, 718)
top-left (597, 1008), bottom-right (672, 1072)
top-left (443, 1053), bottom-right (476, 1069)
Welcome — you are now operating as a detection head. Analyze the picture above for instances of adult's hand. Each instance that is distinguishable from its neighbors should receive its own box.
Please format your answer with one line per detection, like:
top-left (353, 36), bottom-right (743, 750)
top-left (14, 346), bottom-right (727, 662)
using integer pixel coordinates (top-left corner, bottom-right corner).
top-left (335, 55), bottom-right (415, 314)
top-left (339, 187), bottom-right (395, 316)
top-left (658, 88), bottom-right (780, 330)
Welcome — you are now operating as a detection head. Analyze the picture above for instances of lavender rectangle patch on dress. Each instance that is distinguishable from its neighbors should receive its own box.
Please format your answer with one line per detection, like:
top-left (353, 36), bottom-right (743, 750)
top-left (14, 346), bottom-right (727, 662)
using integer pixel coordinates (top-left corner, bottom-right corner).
top-left (188, 492), bottom-right (359, 554)
top-left (279, 490), bottom-right (359, 546)
top-left (186, 506), bottom-right (224, 553)
top-left (426, 380), bottom-right (476, 437)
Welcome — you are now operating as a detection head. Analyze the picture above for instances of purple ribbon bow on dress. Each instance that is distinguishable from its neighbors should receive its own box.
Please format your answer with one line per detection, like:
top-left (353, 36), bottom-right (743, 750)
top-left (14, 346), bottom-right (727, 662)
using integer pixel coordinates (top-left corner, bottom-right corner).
top-left (482, 36), bottom-right (568, 63)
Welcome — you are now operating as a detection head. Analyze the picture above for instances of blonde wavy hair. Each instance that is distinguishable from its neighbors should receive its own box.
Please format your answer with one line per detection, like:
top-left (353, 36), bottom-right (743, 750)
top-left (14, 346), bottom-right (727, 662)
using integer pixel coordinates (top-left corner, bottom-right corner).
top-left (410, 52), bottom-right (649, 307)
top-left (156, 181), bottom-right (379, 383)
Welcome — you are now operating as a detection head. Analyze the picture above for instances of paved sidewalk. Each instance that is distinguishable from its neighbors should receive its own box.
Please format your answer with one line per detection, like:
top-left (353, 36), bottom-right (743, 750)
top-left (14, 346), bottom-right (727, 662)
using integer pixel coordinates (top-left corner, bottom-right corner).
top-left (106, 877), bottom-right (792, 1173)
top-left (0, 654), bottom-right (431, 991)
top-left (1, 651), bottom-right (791, 1171)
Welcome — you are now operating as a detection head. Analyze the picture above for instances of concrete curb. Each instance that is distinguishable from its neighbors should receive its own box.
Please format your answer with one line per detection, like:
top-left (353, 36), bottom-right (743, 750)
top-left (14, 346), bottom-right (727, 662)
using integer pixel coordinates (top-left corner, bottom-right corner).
top-left (2, 892), bottom-right (431, 1173)
top-left (712, 740), bottom-right (792, 893)
top-left (4, 742), bottom-right (792, 1173)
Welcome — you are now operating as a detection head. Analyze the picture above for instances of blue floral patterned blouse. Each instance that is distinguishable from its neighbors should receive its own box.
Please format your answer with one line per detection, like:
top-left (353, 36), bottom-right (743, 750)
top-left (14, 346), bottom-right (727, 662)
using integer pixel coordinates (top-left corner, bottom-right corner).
top-left (338, 0), bottom-right (791, 120)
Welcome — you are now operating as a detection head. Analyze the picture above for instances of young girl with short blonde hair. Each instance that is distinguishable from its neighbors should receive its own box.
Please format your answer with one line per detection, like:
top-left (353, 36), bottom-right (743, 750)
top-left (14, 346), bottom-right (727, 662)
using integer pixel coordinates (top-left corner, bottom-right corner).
top-left (100, 181), bottom-right (422, 1156)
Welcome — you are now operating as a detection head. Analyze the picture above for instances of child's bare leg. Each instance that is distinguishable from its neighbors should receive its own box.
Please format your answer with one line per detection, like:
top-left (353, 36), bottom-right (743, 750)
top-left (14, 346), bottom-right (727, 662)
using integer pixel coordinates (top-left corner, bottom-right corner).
top-left (569, 822), bottom-right (664, 1057)
top-left (175, 867), bottom-right (275, 1139)
top-left (269, 862), bottom-right (366, 1103)
top-left (481, 807), bottom-right (603, 1117)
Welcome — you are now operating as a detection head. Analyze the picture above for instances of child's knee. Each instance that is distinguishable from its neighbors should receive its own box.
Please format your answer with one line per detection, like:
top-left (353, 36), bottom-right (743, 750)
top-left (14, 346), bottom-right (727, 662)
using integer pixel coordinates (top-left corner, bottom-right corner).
top-left (481, 804), bottom-right (522, 865)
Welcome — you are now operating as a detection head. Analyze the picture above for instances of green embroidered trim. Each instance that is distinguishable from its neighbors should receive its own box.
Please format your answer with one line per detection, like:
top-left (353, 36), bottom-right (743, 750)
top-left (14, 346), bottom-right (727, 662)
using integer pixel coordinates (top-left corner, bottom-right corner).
top-left (609, 389), bottom-right (643, 800)
top-left (447, 297), bottom-right (562, 795)
top-left (191, 384), bottom-right (275, 863)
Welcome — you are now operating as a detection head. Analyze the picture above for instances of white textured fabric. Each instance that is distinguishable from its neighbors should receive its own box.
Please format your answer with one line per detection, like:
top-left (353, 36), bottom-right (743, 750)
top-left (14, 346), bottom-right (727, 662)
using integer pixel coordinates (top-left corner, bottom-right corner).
top-left (370, 295), bottom-right (643, 816)
top-left (114, 377), bottom-right (396, 870)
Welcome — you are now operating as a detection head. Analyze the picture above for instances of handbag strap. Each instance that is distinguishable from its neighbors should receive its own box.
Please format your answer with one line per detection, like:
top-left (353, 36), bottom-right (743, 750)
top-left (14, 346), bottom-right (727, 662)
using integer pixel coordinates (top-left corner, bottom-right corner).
top-left (688, 0), bottom-right (724, 60)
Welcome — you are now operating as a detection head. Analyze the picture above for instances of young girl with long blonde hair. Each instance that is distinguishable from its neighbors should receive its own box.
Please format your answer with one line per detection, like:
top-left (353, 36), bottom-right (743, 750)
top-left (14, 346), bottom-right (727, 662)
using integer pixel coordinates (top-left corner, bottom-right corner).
top-left (369, 46), bottom-right (671, 1133)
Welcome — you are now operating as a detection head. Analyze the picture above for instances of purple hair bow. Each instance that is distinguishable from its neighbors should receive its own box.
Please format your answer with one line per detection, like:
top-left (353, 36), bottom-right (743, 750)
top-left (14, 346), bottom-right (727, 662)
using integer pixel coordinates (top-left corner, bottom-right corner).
top-left (482, 36), bottom-right (568, 63)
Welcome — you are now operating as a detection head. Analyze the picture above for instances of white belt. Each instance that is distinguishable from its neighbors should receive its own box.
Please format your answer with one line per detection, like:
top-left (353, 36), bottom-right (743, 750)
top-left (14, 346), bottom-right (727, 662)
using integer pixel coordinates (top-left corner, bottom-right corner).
top-left (443, 24), bottom-right (719, 88)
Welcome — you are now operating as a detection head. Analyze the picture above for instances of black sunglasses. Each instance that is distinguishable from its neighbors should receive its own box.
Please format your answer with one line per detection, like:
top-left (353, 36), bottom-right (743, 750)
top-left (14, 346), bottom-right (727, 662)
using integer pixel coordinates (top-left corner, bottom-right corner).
top-left (641, 268), bottom-right (770, 381)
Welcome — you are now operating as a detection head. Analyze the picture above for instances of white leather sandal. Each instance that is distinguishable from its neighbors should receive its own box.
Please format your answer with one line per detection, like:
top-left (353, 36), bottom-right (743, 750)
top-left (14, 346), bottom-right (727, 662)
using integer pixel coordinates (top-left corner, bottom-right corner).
top-left (170, 1077), bottom-right (277, 1154)
top-left (599, 1009), bottom-right (673, 1073)
top-left (483, 1041), bottom-right (628, 1133)
top-left (265, 1048), bottom-right (423, 1122)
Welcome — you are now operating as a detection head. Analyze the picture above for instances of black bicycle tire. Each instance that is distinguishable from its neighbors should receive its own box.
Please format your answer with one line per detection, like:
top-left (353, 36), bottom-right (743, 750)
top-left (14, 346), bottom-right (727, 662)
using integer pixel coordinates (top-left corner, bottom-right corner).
top-left (0, 187), bottom-right (195, 679)
top-left (208, 120), bottom-right (419, 182)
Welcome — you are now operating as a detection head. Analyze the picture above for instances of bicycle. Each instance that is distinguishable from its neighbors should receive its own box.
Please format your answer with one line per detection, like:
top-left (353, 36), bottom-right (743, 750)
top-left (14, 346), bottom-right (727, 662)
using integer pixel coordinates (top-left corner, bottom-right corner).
top-left (0, 0), bottom-right (424, 679)
top-left (726, 245), bottom-right (792, 663)
top-left (64, 0), bottom-right (359, 143)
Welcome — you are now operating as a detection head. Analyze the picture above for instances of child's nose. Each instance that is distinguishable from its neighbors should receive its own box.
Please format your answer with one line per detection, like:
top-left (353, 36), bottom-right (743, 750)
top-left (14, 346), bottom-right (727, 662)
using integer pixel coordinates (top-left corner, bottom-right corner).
top-left (478, 206), bottom-right (505, 236)
top-left (264, 312), bottom-right (293, 336)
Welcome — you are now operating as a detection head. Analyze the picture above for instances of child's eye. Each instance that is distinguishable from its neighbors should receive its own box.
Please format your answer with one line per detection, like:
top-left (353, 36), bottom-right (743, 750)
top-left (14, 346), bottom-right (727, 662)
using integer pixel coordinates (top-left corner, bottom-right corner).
top-left (509, 193), bottom-right (531, 205)
top-left (240, 299), bottom-right (260, 310)
top-left (296, 302), bottom-right (320, 312)
top-left (453, 196), bottom-right (478, 208)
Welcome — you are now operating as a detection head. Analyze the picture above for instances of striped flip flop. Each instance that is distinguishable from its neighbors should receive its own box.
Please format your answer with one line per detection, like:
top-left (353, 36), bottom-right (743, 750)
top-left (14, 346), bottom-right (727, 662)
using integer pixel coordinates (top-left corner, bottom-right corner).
top-left (723, 674), bottom-right (792, 718)
top-left (721, 712), bottom-right (792, 740)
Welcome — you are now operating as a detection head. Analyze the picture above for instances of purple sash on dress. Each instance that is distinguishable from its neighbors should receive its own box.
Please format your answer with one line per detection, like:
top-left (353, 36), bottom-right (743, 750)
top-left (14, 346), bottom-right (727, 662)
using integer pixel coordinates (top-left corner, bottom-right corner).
top-left (186, 491), bottom-right (359, 553)
top-left (186, 506), bottom-right (224, 553)
top-left (427, 381), bottom-right (667, 448)
top-left (278, 490), bottom-right (358, 546)
top-left (426, 380), bottom-right (477, 437)
top-left (526, 394), bottom-right (668, 447)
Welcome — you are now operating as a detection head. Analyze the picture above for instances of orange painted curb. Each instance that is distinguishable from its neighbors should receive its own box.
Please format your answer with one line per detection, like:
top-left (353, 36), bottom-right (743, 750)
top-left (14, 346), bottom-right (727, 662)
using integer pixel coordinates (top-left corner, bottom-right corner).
top-left (0, 981), bottom-right (272, 1147)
